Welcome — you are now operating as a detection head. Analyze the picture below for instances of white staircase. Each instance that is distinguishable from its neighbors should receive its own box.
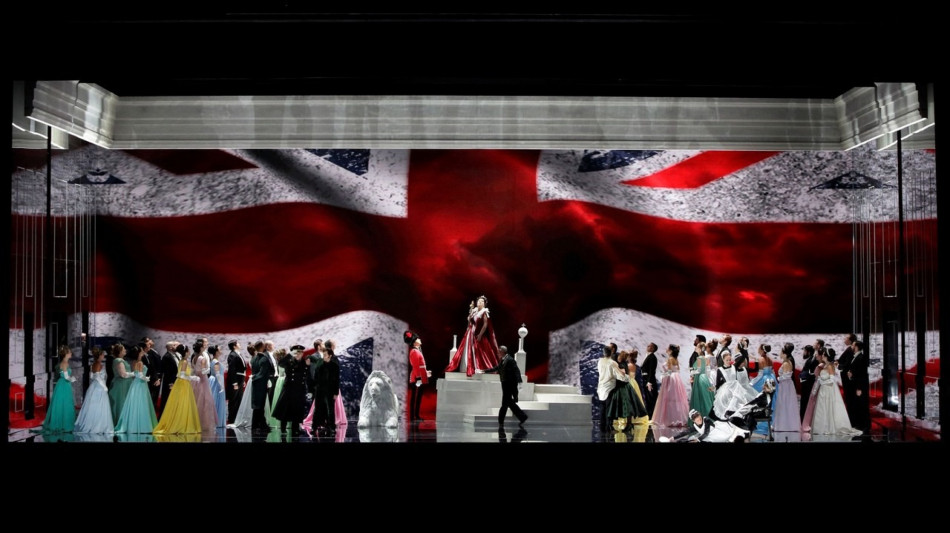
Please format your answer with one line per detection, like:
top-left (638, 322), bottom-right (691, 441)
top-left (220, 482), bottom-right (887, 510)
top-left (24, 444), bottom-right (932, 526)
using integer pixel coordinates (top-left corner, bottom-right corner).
top-left (436, 373), bottom-right (592, 429)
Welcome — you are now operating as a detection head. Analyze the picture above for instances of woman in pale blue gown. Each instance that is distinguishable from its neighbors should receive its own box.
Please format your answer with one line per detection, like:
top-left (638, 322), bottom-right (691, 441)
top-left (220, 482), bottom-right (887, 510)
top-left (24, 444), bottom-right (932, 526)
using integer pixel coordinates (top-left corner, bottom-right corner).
top-left (40, 346), bottom-right (77, 433)
top-left (751, 344), bottom-right (776, 392)
top-left (207, 345), bottom-right (228, 428)
top-left (115, 346), bottom-right (158, 433)
top-left (108, 344), bottom-right (135, 422)
top-left (74, 347), bottom-right (115, 434)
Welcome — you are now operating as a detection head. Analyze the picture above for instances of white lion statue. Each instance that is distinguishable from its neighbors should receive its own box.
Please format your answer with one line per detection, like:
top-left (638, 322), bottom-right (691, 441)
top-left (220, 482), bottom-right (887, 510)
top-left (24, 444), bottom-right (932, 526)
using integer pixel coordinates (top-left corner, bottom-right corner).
top-left (357, 370), bottom-right (399, 428)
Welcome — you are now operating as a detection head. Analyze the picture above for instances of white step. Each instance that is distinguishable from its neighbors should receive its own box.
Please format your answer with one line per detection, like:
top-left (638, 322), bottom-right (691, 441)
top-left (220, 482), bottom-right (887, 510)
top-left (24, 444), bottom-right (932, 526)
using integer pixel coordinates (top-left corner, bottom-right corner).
top-left (534, 383), bottom-right (580, 394)
top-left (534, 392), bottom-right (591, 404)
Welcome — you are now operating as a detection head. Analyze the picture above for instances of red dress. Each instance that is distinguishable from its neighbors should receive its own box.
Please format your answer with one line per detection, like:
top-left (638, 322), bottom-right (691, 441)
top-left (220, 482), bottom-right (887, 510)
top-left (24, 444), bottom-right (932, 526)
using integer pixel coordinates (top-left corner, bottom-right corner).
top-left (445, 307), bottom-right (500, 376)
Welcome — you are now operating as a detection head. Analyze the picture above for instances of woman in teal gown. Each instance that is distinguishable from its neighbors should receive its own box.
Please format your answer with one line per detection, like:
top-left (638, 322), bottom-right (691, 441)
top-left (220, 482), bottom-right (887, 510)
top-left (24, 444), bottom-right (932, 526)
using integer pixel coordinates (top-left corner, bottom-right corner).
top-left (689, 344), bottom-right (716, 417)
top-left (115, 345), bottom-right (158, 433)
top-left (40, 345), bottom-right (77, 433)
top-left (74, 347), bottom-right (115, 434)
top-left (108, 344), bottom-right (135, 422)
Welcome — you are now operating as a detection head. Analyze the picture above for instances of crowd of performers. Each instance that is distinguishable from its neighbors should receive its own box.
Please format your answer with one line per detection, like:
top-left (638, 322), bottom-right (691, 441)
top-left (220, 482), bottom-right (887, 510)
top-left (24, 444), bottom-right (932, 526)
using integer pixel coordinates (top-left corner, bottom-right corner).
top-left (36, 336), bottom-right (348, 439)
top-left (597, 333), bottom-right (870, 441)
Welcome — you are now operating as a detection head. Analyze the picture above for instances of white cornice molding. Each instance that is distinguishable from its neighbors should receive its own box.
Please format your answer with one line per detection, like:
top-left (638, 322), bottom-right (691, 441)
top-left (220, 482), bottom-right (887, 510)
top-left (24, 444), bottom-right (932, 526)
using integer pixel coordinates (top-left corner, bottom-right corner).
top-left (25, 81), bottom-right (932, 150)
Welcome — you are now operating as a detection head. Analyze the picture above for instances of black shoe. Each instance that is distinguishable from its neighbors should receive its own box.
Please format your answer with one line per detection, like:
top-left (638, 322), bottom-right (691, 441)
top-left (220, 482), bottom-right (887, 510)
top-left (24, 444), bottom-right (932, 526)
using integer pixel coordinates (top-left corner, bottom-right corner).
top-left (518, 415), bottom-right (528, 428)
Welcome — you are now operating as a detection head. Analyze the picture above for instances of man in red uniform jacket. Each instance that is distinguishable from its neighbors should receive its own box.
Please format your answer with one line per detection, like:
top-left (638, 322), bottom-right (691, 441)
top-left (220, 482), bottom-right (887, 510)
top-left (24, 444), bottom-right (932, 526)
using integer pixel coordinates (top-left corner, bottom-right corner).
top-left (405, 331), bottom-right (431, 422)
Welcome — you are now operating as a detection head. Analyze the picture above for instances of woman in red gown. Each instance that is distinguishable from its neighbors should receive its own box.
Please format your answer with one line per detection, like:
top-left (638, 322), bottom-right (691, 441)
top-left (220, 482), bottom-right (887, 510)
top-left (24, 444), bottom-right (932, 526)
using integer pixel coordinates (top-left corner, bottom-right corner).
top-left (445, 295), bottom-right (500, 377)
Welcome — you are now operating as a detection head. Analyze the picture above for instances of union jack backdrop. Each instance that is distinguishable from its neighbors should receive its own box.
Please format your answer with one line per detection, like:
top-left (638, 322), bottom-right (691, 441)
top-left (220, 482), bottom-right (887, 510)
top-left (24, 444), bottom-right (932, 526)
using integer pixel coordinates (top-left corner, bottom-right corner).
top-left (9, 145), bottom-right (939, 423)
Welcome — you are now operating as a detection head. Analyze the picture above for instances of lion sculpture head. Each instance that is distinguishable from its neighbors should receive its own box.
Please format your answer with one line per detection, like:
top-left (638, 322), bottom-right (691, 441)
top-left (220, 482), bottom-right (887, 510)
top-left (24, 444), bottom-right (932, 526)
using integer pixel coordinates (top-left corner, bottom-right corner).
top-left (357, 370), bottom-right (399, 428)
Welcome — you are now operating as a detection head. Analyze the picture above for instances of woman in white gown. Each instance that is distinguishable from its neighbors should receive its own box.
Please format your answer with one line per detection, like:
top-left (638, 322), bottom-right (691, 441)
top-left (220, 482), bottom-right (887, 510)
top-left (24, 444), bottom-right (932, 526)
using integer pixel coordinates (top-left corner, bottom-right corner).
top-left (74, 348), bottom-right (115, 434)
top-left (810, 354), bottom-right (863, 436)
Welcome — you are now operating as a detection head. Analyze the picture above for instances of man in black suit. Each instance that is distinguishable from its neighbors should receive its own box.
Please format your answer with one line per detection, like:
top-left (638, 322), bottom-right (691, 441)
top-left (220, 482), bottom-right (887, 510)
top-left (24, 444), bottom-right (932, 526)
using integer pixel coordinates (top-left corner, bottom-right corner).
top-left (262, 339), bottom-right (279, 405)
top-left (251, 340), bottom-right (276, 433)
top-left (483, 345), bottom-right (528, 428)
top-left (312, 339), bottom-right (340, 431)
top-left (837, 333), bottom-right (858, 421)
top-left (140, 337), bottom-right (163, 412)
top-left (799, 343), bottom-right (820, 421)
top-left (847, 339), bottom-right (870, 433)
top-left (225, 339), bottom-right (248, 425)
top-left (104, 346), bottom-right (116, 389)
top-left (272, 345), bottom-right (310, 437)
top-left (689, 334), bottom-right (706, 369)
top-left (641, 342), bottom-right (659, 418)
top-left (158, 341), bottom-right (180, 416)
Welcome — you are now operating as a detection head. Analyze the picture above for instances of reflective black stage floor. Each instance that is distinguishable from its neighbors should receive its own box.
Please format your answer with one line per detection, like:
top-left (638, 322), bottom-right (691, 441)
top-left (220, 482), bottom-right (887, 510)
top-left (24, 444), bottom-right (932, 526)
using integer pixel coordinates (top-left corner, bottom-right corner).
top-left (8, 417), bottom-right (936, 444)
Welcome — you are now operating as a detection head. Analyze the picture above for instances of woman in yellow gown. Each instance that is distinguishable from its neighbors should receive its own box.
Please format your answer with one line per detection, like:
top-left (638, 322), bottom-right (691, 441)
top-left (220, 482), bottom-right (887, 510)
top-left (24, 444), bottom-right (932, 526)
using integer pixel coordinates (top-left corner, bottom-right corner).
top-left (153, 347), bottom-right (202, 435)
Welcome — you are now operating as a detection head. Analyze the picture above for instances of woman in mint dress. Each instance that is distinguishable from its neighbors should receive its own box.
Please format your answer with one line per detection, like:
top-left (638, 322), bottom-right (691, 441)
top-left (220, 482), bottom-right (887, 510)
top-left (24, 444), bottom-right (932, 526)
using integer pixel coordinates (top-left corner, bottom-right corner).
top-left (266, 348), bottom-right (288, 428)
top-left (207, 345), bottom-right (228, 428)
top-left (108, 344), bottom-right (135, 422)
top-left (41, 345), bottom-right (77, 433)
top-left (688, 342), bottom-right (716, 418)
top-left (74, 347), bottom-right (115, 434)
top-left (115, 345), bottom-right (158, 433)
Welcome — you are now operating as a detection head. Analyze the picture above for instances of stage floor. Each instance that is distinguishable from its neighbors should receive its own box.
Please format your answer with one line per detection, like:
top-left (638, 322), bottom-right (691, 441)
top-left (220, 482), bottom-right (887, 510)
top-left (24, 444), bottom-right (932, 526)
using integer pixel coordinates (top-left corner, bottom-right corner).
top-left (8, 415), bottom-right (937, 444)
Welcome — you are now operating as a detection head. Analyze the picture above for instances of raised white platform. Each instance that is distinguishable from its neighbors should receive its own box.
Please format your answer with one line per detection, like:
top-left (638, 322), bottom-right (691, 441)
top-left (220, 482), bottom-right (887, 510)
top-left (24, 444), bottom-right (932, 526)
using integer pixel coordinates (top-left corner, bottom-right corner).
top-left (436, 372), bottom-right (592, 428)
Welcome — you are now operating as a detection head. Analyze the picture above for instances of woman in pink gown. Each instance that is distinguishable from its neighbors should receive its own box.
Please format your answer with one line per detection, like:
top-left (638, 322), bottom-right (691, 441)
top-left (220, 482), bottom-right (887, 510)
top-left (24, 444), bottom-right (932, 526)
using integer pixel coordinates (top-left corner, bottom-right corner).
top-left (191, 341), bottom-right (218, 432)
top-left (445, 295), bottom-right (500, 377)
top-left (652, 344), bottom-right (690, 427)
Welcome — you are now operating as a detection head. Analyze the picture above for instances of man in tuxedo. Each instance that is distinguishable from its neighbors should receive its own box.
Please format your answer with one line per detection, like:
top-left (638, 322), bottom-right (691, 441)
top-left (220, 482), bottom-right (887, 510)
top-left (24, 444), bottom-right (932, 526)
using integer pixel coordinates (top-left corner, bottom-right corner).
top-left (847, 339), bottom-right (870, 433)
top-left (251, 340), bottom-right (276, 433)
top-left (158, 341), bottom-right (180, 416)
top-left (225, 339), bottom-right (248, 425)
top-left (715, 334), bottom-right (733, 368)
top-left (140, 337), bottom-right (163, 412)
top-left (262, 339), bottom-right (279, 404)
top-left (689, 334), bottom-right (706, 369)
top-left (799, 343), bottom-right (820, 421)
top-left (837, 333), bottom-right (858, 421)
top-left (641, 342), bottom-right (660, 418)
top-left (104, 345), bottom-right (116, 389)
top-left (484, 345), bottom-right (527, 428)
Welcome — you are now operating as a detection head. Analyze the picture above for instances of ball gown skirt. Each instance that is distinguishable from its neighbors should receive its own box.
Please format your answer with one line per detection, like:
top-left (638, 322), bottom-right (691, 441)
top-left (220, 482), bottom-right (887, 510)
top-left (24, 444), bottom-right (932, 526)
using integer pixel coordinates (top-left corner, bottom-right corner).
top-left (115, 372), bottom-right (158, 433)
top-left (153, 377), bottom-right (202, 434)
top-left (41, 369), bottom-right (76, 433)
top-left (74, 370), bottom-right (115, 434)
top-left (652, 372), bottom-right (690, 427)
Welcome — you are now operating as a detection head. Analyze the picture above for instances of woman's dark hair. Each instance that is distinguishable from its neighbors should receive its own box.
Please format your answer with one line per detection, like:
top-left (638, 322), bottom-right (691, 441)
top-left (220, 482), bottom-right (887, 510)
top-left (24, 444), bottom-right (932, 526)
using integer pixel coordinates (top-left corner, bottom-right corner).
top-left (128, 345), bottom-right (144, 361)
top-left (782, 342), bottom-right (796, 371)
top-left (324, 339), bottom-right (335, 357)
top-left (176, 343), bottom-right (188, 356)
top-left (826, 348), bottom-right (837, 362)
top-left (668, 344), bottom-right (680, 358)
top-left (208, 345), bottom-right (221, 357)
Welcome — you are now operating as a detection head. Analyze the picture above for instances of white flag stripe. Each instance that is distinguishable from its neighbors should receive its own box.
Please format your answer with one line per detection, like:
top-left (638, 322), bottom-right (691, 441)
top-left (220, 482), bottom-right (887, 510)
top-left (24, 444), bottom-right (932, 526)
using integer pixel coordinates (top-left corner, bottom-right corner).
top-left (11, 146), bottom-right (410, 218)
top-left (537, 148), bottom-right (936, 223)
